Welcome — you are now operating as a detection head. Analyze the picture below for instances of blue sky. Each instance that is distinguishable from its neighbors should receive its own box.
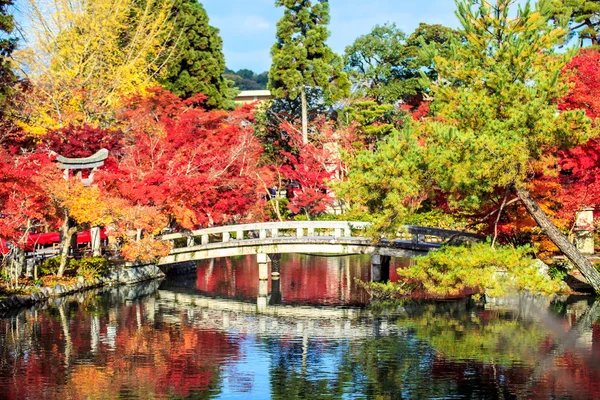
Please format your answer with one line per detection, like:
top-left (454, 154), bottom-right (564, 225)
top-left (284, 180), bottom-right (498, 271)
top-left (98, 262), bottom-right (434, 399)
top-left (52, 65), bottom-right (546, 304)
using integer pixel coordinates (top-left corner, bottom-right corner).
top-left (203, 0), bottom-right (463, 73)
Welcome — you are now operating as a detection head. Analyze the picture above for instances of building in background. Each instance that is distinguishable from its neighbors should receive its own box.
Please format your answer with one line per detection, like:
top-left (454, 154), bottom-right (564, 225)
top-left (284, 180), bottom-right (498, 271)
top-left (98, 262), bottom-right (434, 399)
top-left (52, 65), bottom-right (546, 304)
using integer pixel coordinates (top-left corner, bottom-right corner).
top-left (234, 90), bottom-right (271, 104)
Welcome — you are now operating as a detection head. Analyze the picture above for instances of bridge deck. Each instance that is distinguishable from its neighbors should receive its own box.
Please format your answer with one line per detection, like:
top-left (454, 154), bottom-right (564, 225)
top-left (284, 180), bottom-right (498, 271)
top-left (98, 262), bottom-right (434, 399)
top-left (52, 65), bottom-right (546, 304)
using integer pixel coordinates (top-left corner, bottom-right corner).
top-left (157, 221), bottom-right (481, 266)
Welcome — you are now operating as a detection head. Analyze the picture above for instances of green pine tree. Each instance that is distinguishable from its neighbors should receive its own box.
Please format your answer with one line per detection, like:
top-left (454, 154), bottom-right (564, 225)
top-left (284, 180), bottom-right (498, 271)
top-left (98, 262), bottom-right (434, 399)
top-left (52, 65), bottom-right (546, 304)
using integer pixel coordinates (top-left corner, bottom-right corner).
top-left (0, 0), bottom-right (16, 108)
top-left (546, 0), bottom-right (600, 46)
top-left (159, 0), bottom-right (231, 109)
top-left (340, 0), bottom-right (600, 292)
top-left (268, 0), bottom-right (350, 144)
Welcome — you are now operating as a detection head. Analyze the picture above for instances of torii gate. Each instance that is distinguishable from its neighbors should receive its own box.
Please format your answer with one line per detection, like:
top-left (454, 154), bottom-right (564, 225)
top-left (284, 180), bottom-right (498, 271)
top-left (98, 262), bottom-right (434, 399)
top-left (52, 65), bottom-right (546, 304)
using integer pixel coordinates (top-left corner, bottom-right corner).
top-left (55, 149), bottom-right (109, 256)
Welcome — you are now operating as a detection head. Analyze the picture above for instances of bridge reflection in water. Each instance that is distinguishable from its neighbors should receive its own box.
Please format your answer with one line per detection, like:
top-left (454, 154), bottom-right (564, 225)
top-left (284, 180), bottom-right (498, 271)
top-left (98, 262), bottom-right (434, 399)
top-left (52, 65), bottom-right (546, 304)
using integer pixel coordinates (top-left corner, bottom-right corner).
top-left (4, 262), bottom-right (600, 398)
top-left (162, 254), bottom-right (412, 308)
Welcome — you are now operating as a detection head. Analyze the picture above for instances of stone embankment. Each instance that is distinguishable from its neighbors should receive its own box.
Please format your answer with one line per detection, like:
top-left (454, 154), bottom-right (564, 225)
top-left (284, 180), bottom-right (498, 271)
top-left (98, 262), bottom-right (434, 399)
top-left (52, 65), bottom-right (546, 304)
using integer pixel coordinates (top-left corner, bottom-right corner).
top-left (0, 264), bottom-right (164, 315)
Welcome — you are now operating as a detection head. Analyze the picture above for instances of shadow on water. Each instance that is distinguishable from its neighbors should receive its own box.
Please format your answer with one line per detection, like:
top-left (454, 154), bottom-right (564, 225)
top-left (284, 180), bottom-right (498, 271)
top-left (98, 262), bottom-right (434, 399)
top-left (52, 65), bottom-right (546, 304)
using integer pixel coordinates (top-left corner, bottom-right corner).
top-left (2, 254), bottom-right (600, 399)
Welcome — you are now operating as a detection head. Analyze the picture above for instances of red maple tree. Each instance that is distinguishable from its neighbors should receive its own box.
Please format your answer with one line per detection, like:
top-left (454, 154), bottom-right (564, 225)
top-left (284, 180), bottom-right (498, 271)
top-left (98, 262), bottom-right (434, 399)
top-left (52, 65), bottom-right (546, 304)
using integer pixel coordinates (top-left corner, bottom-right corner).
top-left (100, 88), bottom-right (269, 230)
top-left (559, 49), bottom-right (600, 121)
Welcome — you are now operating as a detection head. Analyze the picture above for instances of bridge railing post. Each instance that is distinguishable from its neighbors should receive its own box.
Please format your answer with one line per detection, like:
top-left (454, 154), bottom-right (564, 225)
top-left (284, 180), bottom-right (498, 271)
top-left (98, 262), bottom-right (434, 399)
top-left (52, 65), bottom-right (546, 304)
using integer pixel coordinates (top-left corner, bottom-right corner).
top-left (223, 232), bottom-right (230, 243)
top-left (187, 236), bottom-right (194, 247)
top-left (201, 234), bottom-right (209, 245)
top-left (308, 227), bottom-right (315, 236)
top-left (259, 229), bottom-right (267, 239)
top-left (237, 230), bottom-right (244, 240)
top-left (334, 228), bottom-right (342, 238)
top-left (344, 227), bottom-right (351, 237)
top-left (272, 228), bottom-right (279, 238)
top-left (297, 228), bottom-right (304, 238)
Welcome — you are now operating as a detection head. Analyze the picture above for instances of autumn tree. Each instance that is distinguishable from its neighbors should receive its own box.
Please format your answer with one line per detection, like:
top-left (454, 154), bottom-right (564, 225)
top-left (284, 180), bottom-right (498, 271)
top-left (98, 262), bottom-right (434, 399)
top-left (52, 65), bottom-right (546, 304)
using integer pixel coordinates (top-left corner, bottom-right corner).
top-left (268, 0), bottom-right (350, 144)
top-left (0, 0), bottom-right (16, 108)
top-left (159, 0), bottom-right (231, 108)
top-left (340, 0), bottom-right (600, 291)
top-left (15, 0), bottom-right (174, 131)
top-left (532, 49), bottom-right (600, 230)
top-left (103, 88), bottom-right (269, 230)
top-left (559, 48), bottom-right (600, 119)
top-left (0, 150), bottom-right (54, 284)
top-left (547, 0), bottom-right (600, 46)
top-left (277, 118), bottom-right (350, 218)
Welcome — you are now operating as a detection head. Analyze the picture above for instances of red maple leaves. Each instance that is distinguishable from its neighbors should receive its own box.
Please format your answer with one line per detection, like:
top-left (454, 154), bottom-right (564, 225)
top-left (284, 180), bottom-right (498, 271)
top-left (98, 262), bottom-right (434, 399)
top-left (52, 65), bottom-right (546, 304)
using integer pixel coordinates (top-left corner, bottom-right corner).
top-left (560, 49), bottom-right (600, 121)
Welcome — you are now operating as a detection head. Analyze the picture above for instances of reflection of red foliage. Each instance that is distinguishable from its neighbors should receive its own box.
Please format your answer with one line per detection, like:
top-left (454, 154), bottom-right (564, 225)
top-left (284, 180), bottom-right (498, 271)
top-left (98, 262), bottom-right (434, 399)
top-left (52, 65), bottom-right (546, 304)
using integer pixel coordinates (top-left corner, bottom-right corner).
top-left (197, 255), bottom-right (260, 299)
top-left (196, 254), bottom-right (385, 306)
top-left (0, 300), bottom-right (241, 399)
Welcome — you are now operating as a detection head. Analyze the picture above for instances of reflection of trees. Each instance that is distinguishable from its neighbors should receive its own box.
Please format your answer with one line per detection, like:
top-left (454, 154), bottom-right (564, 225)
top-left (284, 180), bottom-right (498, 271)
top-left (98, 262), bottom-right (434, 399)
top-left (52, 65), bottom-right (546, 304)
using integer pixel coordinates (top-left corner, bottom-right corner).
top-left (341, 334), bottom-right (514, 399)
top-left (0, 288), bottom-right (240, 399)
top-left (265, 337), bottom-right (352, 399)
top-left (396, 301), bottom-right (600, 399)
top-left (194, 254), bottom-right (373, 306)
top-left (262, 300), bottom-right (600, 399)
top-left (263, 327), bottom-right (523, 398)
top-left (400, 305), bottom-right (549, 366)
top-left (5, 283), bottom-right (600, 399)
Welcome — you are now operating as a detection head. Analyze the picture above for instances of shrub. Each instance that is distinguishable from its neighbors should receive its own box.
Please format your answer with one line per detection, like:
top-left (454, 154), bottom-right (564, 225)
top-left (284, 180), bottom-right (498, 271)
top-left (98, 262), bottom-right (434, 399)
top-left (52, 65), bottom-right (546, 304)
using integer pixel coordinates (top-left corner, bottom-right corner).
top-left (39, 257), bottom-right (63, 276)
top-left (396, 243), bottom-right (563, 298)
top-left (75, 257), bottom-right (109, 280)
top-left (549, 261), bottom-right (570, 281)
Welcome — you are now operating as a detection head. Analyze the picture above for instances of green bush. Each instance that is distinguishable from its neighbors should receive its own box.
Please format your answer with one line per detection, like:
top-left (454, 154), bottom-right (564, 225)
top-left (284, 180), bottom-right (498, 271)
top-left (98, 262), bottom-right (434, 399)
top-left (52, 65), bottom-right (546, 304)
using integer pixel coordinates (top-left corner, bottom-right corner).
top-left (39, 257), bottom-right (63, 276)
top-left (548, 261), bottom-right (570, 281)
top-left (396, 243), bottom-right (563, 298)
top-left (39, 257), bottom-right (110, 279)
top-left (75, 257), bottom-right (109, 280)
top-left (361, 243), bottom-right (564, 299)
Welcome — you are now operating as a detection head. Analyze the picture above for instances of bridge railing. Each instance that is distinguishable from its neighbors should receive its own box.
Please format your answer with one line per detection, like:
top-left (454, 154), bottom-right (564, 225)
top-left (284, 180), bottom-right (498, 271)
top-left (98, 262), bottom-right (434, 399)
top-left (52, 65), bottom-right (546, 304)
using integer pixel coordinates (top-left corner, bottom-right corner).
top-left (160, 221), bottom-right (482, 251)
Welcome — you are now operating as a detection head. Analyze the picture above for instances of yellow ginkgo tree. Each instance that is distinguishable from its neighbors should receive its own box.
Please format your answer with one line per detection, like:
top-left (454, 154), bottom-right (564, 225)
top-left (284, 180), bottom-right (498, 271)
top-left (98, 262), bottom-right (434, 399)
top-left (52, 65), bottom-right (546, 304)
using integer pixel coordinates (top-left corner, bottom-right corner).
top-left (14, 0), bottom-right (175, 132)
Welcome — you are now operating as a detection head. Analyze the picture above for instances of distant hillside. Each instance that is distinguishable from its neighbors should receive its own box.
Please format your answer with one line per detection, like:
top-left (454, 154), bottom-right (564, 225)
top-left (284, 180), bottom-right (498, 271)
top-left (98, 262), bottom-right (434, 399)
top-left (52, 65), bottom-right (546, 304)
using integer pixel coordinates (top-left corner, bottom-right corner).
top-left (224, 68), bottom-right (268, 90)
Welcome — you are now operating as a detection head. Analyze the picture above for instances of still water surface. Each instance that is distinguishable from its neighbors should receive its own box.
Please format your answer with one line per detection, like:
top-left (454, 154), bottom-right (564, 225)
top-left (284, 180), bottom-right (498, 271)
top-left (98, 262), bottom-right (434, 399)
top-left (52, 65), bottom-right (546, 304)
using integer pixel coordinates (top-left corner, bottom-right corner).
top-left (1, 254), bottom-right (600, 399)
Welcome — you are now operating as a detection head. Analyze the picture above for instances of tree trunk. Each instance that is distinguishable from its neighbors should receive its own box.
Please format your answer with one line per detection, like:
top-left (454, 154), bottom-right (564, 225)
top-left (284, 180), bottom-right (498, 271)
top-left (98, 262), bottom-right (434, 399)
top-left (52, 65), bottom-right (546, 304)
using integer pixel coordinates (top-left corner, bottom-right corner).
top-left (7, 247), bottom-right (25, 289)
top-left (301, 88), bottom-right (308, 145)
top-left (515, 186), bottom-right (600, 293)
top-left (57, 216), bottom-right (77, 278)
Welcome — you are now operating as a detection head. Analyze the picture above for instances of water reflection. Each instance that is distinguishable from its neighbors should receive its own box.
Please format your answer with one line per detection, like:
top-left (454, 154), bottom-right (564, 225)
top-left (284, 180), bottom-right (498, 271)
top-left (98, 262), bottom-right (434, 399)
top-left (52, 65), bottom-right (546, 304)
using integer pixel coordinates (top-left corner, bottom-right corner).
top-left (181, 254), bottom-right (408, 306)
top-left (1, 255), bottom-right (600, 399)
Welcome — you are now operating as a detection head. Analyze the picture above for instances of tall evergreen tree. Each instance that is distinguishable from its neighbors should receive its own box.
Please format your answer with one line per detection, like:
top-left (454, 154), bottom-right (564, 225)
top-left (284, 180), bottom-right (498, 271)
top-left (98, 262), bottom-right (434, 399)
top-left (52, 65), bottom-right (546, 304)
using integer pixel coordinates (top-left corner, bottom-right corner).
top-left (160, 0), bottom-right (230, 109)
top-left (0, 0), bottom-right (16, 108)
top-left (268, 0), bottom-right (350, 144)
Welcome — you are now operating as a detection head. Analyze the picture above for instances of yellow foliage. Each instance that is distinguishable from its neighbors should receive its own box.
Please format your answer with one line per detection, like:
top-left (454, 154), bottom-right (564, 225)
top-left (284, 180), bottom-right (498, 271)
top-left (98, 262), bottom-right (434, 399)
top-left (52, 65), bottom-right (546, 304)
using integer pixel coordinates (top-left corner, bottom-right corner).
top-left (44, 178), bottom-right (115, 227)
top-left (15, 0), bottom-right (175, 129)
top-left (44, 175), bottom-right (171, 261)
top-left (120, 237), bottom-right (172, 262)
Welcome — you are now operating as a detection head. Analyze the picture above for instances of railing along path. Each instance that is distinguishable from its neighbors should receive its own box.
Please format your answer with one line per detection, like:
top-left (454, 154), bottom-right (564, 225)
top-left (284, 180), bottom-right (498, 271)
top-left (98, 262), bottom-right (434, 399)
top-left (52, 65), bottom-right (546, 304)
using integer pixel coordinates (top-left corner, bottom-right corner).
top-left (157, 221), bottom-right (481, 266)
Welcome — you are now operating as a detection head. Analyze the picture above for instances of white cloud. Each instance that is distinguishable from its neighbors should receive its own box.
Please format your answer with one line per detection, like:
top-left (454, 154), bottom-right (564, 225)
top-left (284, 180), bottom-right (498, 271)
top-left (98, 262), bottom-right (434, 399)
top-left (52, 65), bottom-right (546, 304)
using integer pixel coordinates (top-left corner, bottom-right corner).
top-left (243, 15), bottom-right (270, 30)
top-left (212, 14), bottom-right (273, 34)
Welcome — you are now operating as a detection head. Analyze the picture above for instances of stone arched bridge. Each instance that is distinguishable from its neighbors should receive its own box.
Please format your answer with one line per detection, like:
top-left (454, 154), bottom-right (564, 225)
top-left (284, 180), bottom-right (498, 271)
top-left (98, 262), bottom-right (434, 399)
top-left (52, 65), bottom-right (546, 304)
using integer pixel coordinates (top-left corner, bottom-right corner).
top-left (158, 221), bottom-right (481, 280)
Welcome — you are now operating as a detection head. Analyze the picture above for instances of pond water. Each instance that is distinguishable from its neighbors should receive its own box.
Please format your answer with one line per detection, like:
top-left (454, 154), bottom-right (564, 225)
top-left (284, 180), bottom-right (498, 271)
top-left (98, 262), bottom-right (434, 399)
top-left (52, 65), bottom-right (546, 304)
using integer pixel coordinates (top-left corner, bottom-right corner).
top-left (1, 254), bottom-right (600, 399)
